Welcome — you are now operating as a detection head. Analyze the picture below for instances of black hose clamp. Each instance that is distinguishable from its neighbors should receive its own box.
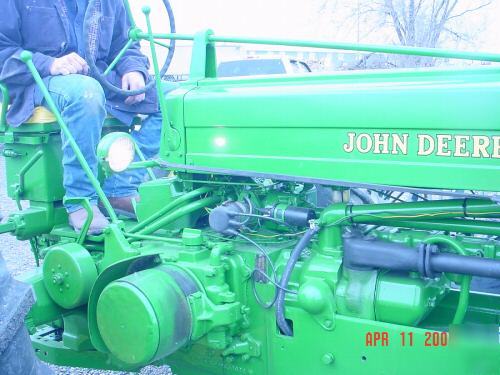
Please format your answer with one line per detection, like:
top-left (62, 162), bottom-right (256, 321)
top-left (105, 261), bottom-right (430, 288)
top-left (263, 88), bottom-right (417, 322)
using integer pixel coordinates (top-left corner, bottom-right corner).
top-left (417, 243), bottom-right (438, 278)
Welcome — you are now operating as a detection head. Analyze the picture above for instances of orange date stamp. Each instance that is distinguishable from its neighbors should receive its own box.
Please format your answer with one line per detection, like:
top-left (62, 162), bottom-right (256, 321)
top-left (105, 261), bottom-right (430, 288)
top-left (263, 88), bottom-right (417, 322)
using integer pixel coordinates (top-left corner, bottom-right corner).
top-left (365, 331), bottom-right (449, 347)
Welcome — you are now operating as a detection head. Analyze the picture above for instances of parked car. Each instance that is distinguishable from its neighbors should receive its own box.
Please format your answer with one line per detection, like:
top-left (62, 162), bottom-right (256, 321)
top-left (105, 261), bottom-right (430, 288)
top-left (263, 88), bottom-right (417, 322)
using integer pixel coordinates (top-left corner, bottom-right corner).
top-left (217, 57), bottom-right (312, 77)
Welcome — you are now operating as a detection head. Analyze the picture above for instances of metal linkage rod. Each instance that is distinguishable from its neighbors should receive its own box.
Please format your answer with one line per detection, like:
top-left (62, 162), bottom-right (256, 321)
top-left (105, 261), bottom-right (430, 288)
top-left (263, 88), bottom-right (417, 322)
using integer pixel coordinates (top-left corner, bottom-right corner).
top-left (141, 6), bottom-right (178, 151)
top-left (0, 83), bottom-right (10, 130)
top-left (135, 32), bottom-right (500, 63)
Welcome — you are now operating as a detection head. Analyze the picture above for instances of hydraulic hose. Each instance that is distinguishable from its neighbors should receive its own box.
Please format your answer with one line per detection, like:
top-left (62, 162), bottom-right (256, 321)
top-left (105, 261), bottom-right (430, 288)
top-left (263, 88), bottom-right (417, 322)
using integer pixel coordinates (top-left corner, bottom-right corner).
top-left (129, 186), bottom-right (214, 233)
top-left (344, 238), bottom-right (500, 279)
top-left (276, 226), bottom-right (320, 336)
top-left (137, 195), bottom-right (220, 236)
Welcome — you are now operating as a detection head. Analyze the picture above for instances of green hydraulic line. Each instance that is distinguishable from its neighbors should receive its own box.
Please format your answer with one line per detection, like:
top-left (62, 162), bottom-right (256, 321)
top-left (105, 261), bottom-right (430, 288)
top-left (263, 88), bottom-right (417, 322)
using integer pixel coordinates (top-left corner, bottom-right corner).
top-left (127, 160), bottom-right (160, 170)
top-left (124, 232), bottom-right (182, 244)
top-left (318, 199), bottom-right (500, 255)
top-left (104, 39), bottom-right (134, 76)
top-left (135, 32), bottom-right (500, 63)
top-left (20, 51), bottom-right (119, 223)
top-left (133, 142), bottom-right (156, 181)
top-left (0, 221), bottom-right (16, 234)
top-left (423, 235), bottom-right (471, 325)
top-left (453, 275), bottom-right (471, 325)
top-left (0, 82), bottom-right (10, 130)
top-left (137, 195), bottom-right (220, 236)
top-left (321, 199), bottom-right (500, 226)
top-left (128, 186), bottom-right (214, 233)
top-left (367, 218), bottom-right (500, 236)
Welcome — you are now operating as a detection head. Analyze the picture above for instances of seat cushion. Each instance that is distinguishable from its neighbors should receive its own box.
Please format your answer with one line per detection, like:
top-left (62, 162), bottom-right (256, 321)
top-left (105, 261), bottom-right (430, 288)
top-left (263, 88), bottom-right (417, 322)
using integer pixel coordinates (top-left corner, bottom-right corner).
top-left (25, 106), bottom-right (57, 124)
top-left (0, 104), bottom-right (142, 132)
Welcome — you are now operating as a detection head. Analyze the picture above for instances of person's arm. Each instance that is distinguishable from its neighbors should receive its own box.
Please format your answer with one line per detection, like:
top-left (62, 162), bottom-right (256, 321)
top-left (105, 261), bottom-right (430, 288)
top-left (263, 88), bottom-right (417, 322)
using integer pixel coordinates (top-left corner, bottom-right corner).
top-left (109, 2), bottom-right (150, 79)
top-left (0, 0), bottom-right (54, 88)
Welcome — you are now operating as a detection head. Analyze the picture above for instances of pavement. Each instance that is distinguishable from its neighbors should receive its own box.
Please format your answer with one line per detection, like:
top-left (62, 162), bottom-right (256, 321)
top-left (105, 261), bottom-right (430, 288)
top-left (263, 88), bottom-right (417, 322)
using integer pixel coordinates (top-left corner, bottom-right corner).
top-left (0, 156), bottom-right (172, 375)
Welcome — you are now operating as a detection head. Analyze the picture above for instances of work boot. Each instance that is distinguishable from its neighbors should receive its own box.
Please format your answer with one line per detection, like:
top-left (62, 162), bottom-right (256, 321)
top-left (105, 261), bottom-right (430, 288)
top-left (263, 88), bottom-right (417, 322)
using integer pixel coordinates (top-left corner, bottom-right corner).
top-left (102, 195), bottom-right (140, 218)
top-left (68, 205), bottom-right (109, 235)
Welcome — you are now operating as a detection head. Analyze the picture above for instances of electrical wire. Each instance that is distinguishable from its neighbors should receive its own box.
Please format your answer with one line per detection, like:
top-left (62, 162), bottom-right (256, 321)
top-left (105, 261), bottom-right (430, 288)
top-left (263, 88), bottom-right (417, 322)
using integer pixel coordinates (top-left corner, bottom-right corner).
top-left (233, 212), bottom-right (294, 227)
top-left (236, 232), bottom-right (297, 309)
top-left (245, 230), bottom-right (307, 239)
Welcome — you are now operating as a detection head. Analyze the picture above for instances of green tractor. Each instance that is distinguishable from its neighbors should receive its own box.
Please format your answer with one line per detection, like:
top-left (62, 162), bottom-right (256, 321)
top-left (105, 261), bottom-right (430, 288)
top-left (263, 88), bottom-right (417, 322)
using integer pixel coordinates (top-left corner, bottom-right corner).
top-left (1, 1), bottom-right (500, 374)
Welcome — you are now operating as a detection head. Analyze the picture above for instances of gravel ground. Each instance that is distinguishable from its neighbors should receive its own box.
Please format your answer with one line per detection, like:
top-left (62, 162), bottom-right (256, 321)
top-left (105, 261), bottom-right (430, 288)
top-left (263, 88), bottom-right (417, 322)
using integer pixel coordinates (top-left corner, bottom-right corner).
top-left (0, 156), bottom-right (172, 375)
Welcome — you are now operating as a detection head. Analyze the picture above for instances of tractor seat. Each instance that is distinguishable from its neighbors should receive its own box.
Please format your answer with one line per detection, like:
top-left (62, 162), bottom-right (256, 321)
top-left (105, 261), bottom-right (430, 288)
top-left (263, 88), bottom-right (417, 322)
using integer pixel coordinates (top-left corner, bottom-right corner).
top-left (26, 106), bottom-right (56, 124)
top-left (0, 105), bottom-right (139, 133)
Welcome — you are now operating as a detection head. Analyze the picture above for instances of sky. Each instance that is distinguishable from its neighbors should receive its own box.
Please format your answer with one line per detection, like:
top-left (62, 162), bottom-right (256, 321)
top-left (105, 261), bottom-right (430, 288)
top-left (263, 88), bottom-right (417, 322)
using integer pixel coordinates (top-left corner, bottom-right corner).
top-left (130, 0), bottom-right (500, 51)
top-left (128, 0), bottom-right (500, 73)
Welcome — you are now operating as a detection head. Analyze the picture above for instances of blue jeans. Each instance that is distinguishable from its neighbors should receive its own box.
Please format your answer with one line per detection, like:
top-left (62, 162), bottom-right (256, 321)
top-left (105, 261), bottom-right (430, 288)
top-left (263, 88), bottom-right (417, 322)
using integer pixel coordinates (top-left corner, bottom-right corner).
top-left (34, 74), bottom-right (162, 213)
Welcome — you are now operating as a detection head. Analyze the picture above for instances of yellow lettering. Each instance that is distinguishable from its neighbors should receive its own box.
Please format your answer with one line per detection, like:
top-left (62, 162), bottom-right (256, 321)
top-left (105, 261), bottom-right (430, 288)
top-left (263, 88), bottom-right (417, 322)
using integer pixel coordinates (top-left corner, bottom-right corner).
top-left (356, 133), bottom-right (373, 154)
top-left (373, 133), bottom-right (390, 154)
top-left (343, 132), bottom-right (356, 153)
top-left (436, 134), bottom-right (452, 157)
top-left (392, 133), bottom-right (409, 155)
top-left (418, 134), bottom-right (435, 156)
top-left (453, 135), bottom-right (470, 157)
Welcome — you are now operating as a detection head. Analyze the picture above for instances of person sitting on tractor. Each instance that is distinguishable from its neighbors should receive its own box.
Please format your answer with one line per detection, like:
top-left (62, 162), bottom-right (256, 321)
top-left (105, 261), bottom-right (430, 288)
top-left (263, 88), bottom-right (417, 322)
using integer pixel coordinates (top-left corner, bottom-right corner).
top-left (0, 0), bottom-right (164, 234)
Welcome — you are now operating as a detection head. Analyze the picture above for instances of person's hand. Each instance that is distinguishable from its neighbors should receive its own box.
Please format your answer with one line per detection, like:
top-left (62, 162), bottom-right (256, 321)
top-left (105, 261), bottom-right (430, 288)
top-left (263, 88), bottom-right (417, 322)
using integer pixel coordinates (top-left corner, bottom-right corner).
top-left (122, 71), bottom-right (146, 105)
top-left (50, 53), bottom-right (89, 76)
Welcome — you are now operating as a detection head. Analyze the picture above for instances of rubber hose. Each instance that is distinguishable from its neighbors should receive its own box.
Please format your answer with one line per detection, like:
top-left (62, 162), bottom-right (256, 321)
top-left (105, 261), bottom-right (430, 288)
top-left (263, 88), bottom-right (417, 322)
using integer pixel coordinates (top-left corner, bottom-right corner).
top-left (275, 226), bottom-right (319, 336)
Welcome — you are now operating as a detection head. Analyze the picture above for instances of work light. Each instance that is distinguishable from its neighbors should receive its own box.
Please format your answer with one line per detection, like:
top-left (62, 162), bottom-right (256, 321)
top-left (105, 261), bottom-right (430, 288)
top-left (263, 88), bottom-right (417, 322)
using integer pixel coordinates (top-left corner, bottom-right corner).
top-left (97, 132), bottom-right (135, 173)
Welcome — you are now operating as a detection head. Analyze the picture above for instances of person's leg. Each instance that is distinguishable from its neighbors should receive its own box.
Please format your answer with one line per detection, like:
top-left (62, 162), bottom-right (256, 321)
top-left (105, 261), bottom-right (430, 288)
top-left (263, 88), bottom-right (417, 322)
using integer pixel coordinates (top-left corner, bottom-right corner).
top-left (34, 74), bottom-right (108, 232)
top-left (102, 110), bottom-right (163, 200)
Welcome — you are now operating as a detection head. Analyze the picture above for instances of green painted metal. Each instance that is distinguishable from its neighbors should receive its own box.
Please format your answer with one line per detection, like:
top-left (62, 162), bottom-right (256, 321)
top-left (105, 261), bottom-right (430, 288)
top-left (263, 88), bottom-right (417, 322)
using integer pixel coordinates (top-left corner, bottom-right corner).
top-left (177, 68), bottom-right (500, 191)
top-left (423, 235), bottom-right (471, 325)
top-left (42, 243), bottom-right (97, 309)
top-left (0, 15), bottom-right (499, 375)
top-left (97, 265), bottom-right (193, 366)
top-left (0, 82), bottom-right (9, 131)
top-left (138, 31), bottom-right (500, 63)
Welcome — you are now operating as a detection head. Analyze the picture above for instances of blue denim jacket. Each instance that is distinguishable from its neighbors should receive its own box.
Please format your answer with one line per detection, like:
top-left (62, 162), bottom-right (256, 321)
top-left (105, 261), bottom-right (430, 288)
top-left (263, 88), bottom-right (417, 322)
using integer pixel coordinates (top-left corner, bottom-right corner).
top-left (0, 0), bottom-right (158, 127)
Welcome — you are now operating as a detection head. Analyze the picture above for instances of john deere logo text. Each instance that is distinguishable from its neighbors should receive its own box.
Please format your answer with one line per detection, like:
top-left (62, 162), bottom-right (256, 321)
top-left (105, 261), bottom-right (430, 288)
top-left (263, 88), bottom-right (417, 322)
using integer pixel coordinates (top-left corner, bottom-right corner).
top-left (343, 132), bottom-right (500, 158)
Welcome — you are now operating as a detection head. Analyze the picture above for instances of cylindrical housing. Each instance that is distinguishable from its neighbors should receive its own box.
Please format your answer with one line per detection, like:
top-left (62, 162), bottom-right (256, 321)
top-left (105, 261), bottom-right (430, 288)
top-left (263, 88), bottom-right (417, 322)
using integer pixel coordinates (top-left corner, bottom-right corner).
top-left (344, 238), bottom-right (500, 279)
top-left (271, 204), bottom-right (316, 227)
top-left (96, 265), bottom-right (197, 366)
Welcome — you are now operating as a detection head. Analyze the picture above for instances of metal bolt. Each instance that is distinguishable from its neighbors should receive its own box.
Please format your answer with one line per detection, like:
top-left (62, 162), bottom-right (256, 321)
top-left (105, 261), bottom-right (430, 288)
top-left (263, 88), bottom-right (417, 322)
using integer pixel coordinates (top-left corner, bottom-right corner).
top-left (322, 353), bottom-right (335, 365)
top-left (241, 305), bottom-right (250, 314)
top-left (52, 273), bottom-right (64, 285)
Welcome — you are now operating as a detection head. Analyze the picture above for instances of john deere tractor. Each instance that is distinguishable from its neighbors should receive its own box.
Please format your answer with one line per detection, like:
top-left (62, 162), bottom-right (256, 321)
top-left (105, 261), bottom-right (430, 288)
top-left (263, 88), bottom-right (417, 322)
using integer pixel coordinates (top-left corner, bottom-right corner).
top-left (1, 1), bottom-right (499, 374)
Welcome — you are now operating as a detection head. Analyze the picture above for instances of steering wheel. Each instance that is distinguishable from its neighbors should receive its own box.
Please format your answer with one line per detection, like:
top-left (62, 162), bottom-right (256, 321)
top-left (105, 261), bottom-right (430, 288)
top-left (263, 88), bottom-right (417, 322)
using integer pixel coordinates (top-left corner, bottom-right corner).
top-left (83, 0), bottom-right (176, 96)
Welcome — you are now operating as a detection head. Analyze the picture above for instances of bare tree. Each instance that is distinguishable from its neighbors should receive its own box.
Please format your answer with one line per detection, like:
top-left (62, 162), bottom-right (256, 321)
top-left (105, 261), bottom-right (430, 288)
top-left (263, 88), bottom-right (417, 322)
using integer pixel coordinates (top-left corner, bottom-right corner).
top-left (319, 0), bottom-right (492, 67)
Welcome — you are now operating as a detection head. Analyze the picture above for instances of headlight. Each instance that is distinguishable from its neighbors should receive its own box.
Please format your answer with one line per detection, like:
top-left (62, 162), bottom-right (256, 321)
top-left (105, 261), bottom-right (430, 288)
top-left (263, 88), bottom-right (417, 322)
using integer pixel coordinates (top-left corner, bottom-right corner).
top-left (97, 132), bottom-right (136, 173)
